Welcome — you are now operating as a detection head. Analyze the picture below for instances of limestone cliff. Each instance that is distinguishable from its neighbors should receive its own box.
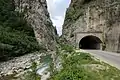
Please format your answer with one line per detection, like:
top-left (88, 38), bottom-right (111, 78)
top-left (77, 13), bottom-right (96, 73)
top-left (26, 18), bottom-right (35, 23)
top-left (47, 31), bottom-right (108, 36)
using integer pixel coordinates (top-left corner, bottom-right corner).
top-left (14, 0), bottom-right (56, 51)
top-left (62, 0), bottom-right (120, 52)
top-left (0, 0), bottom-right (56, 60)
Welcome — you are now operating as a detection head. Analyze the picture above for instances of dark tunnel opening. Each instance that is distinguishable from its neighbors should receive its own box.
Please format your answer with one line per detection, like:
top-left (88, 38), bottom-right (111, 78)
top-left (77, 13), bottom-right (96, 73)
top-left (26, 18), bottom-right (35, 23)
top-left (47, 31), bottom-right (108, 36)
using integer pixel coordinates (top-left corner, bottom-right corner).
top-left (79, 35), bottom-right (102, 49)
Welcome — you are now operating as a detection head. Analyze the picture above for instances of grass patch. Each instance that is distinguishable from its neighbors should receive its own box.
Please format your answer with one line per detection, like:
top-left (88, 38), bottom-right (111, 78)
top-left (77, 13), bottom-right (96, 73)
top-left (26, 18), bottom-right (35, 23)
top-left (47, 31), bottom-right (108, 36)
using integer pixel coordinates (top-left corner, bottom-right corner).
top-left (50, 44), bottom-right (120, 80)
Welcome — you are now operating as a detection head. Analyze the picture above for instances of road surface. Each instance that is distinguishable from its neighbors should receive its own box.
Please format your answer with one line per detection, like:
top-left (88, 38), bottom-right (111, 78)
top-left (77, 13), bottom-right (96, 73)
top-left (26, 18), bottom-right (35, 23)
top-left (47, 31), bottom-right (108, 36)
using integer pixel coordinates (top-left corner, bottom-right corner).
top-left (84, 50), bottom-right (120, 70)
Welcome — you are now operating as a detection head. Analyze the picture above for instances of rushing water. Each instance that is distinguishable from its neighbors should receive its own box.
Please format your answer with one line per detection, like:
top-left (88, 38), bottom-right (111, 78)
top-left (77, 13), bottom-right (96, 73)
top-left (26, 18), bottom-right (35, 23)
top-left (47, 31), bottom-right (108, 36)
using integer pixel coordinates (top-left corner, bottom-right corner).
top-left (36, 54), bottom-right (52, 79)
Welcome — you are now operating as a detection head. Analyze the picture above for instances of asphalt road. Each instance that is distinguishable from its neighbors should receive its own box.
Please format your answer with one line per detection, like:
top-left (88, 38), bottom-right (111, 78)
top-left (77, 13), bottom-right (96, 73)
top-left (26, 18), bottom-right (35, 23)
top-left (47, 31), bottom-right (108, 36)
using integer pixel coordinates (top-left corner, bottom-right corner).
top-left (84, 50), bottom-right (120, 70)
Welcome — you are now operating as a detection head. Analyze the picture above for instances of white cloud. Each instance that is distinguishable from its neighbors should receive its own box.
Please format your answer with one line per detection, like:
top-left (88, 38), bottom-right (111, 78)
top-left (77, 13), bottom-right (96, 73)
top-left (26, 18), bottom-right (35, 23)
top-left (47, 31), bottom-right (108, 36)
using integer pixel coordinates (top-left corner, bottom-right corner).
top-left (46, 0), bottom-right (71, 36)
top-left (51, 16), bottom-right (64, 35)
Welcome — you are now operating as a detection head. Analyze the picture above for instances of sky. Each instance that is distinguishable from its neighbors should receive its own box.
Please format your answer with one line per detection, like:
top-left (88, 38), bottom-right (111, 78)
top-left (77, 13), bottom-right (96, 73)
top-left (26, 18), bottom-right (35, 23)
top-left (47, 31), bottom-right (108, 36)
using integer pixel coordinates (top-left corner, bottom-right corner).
top-left (46, 0), bottom-right (71, 36)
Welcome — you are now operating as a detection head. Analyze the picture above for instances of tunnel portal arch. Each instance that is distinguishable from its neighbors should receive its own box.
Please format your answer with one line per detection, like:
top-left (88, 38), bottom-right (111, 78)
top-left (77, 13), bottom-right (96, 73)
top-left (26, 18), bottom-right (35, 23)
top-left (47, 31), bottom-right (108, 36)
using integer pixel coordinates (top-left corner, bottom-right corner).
top-left (79, 35), bottom-right (102, 49)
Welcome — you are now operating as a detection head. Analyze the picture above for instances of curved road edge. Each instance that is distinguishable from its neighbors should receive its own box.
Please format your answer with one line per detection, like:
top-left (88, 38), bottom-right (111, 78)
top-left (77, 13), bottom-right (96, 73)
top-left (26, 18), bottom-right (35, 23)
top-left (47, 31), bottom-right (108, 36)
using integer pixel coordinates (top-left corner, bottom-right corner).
top-left (84, 50), bottom-right (120, 70)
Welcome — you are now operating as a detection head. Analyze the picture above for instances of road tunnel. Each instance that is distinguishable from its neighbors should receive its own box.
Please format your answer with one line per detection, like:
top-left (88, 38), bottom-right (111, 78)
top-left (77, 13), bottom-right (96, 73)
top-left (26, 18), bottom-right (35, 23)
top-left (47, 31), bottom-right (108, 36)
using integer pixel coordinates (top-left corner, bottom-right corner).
top-left (79, 35), bottom-right (102, 49)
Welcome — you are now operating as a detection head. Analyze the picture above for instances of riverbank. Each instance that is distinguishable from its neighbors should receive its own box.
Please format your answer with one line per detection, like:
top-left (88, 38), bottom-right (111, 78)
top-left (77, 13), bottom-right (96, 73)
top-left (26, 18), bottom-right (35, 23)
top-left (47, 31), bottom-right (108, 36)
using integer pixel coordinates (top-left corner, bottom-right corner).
top-left (0, 52), bottom-right (43, 80)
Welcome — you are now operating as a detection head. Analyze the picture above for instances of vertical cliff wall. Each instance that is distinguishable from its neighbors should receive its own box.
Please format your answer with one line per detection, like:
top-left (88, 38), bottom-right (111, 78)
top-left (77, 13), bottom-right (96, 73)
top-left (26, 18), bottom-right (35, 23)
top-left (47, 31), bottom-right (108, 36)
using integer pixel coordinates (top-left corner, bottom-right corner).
top-left (0, 0), bottom-right (56, 60)
top-left (14, 0), bottom-right (56, 51)
top-left (62, 0), bottom-right (120, 52)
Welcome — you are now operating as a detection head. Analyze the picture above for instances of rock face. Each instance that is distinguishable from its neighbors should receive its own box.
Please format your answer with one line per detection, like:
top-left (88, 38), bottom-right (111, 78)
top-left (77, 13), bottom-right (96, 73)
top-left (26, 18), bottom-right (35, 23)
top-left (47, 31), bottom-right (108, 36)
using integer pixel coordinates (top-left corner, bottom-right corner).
top-left (0, 0), bottom-right (56, 79)
top-left (62, 0), bottom-right (120, 52)
top-left (14, 0), bottom-right (56, 51)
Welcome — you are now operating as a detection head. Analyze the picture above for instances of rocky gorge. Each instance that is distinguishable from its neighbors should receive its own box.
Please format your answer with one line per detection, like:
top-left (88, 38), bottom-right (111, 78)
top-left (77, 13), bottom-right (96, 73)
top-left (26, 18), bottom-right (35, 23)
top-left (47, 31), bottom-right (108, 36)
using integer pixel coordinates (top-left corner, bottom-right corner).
top-left (0, 0), bottom-right (57, 79)
top-left (1, 0), bottom-right (120, 80)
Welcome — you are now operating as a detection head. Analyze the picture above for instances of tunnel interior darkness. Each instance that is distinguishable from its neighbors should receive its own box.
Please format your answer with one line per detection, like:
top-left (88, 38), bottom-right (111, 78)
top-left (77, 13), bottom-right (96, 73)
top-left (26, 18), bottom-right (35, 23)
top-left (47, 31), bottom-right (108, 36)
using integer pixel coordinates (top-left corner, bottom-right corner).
top-left (79, 35), bottom-right (102, 49)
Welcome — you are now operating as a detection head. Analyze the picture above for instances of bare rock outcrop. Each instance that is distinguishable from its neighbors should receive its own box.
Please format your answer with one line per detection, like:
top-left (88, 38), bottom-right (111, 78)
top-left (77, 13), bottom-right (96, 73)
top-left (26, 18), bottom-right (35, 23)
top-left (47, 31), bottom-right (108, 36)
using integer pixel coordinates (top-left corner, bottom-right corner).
top-left (62, 0), bottom-right (120, 52)
top-left (14, 0), bottom-right (57, 51)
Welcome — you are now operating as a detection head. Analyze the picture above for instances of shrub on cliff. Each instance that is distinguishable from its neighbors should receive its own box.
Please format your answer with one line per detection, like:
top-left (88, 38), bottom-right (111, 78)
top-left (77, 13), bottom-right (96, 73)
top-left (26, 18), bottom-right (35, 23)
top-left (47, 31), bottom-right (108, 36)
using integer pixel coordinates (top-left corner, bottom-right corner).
top-left (0, 0), bottom-right (40, 61)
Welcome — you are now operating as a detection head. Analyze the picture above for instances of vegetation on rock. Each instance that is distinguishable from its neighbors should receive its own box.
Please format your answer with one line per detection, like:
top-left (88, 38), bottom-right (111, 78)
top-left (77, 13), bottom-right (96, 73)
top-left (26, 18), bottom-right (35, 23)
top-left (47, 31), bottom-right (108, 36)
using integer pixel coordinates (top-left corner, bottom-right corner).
top-left (0, 0), bottom-right (40, 61)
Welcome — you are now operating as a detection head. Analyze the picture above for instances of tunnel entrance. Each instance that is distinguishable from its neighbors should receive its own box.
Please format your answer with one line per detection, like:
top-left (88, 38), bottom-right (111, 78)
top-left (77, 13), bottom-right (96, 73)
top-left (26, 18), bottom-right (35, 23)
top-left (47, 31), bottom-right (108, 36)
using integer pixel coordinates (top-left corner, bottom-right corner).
top-left (79, 35), bottom-right (102, 49)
